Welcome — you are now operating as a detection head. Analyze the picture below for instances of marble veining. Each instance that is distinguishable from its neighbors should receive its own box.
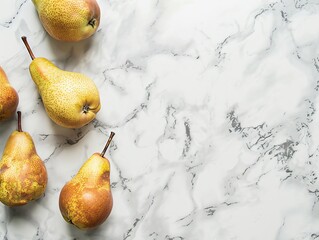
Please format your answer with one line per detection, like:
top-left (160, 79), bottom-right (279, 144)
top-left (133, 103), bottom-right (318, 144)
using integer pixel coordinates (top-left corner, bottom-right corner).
top-left (1, 0), bottom-right (319, 239)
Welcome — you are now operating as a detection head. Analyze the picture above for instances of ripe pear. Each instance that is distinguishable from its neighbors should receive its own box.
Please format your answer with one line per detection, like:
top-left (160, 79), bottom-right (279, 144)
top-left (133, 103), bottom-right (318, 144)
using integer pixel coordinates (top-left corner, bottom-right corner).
top-left (0, 67), bottom-right (19, 121)
top-left (21, 36), bottom-right (101, 129)
top-left (32, 0), bottom-right (100, 42)
top-left (0, 111), bottom-right (47, 206)
top-left (59, 132), bottom-right (115, 229)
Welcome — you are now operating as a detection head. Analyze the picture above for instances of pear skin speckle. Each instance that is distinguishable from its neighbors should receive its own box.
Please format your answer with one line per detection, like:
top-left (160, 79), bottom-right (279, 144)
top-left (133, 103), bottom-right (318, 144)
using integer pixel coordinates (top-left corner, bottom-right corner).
top-left (29, 58), bottom-right (101, 128)
top-left (0, 131), bottom-right (48, 207)
top-left (33, 0), bottom-right (100, 42)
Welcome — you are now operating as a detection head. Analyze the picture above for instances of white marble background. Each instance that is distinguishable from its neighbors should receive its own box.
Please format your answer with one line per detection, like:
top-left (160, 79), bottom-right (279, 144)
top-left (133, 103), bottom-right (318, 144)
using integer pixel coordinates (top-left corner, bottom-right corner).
top-left (1, 0), bottom-right (319, 239)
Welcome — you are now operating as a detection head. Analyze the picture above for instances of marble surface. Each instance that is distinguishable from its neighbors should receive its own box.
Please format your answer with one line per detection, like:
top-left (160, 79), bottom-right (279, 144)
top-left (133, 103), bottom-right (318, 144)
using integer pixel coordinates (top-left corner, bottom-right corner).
top-left (1, 0), bottom-right (319, 239)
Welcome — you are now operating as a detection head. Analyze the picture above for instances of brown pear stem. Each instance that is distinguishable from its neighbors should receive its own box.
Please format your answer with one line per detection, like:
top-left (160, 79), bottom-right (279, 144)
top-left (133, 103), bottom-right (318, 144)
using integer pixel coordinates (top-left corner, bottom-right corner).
top-left (17, 111), bottom-right (22, 132)
top-left (21, 36), bottom-right (35, 60)
top-left (101, 132), bottom-right (115, 157)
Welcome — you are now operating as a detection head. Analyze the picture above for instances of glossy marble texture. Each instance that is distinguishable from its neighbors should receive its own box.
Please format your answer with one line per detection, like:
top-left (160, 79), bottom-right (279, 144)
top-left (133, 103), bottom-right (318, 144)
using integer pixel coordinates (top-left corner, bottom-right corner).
top-left (1, 0), bottom-right (319, 239)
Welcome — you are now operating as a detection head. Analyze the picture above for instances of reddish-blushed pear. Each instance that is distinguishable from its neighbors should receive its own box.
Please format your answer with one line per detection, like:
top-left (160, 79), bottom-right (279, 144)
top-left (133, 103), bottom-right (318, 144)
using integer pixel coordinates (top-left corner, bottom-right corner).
top-left (0, 67), bottom-right (19, 121)
top-left (59, 132), bottom-right (115, 229)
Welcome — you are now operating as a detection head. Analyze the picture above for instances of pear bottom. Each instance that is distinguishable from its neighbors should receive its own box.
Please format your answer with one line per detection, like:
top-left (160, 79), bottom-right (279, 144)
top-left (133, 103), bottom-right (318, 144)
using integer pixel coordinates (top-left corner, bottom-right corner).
top-left (0, 153), bottom-right (47, 206)
top-left (59, 182), bottom-right (113, 229)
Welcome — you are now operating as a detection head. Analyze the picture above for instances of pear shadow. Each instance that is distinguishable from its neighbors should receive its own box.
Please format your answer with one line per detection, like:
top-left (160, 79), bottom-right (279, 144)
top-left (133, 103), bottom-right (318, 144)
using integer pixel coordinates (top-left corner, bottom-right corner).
top-left (47, 119), bottom-right (96, 144)
top-left (45, 36), bottom-right (96, 70)
top-left (45, 114), bottom-right (76, 135)
top-left (66, 217), bottom-right (112, 239)
top-left (0, 119), bottom-right (16, 139)
top-left (4, 196), bottom-right (46, 222)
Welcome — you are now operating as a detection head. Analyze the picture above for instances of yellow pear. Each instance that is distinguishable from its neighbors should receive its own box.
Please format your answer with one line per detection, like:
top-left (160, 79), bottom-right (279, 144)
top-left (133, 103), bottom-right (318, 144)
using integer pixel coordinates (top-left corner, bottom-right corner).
top-left (59, 132), bottom-right (115, 229)
top-left (33, 0), bottom-right (100, 42)
top-left (0, 111), bottom-right (47, 206)
top-left (0, 67), bottom-right (19, 121)
top-left (21, 36), bottom-right (101, 128)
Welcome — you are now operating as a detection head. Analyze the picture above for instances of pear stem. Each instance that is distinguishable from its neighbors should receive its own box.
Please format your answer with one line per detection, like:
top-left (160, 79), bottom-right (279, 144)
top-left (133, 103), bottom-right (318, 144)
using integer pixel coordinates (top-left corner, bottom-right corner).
top-left (101, 132), bottom-right (115, 157)
top-left (17, 111), bottom-right (22, 132)
top-left (21, 36), bottom-right (35, 60)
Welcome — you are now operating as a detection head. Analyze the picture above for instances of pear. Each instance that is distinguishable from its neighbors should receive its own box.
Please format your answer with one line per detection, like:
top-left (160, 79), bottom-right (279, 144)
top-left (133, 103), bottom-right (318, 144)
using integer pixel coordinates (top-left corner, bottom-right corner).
top-left (21, 36), bottom-right (101, 129)
top-left (59, 132), bottom-right (115, 229)
top-left (0, 67), bottom-right (19, 121)
top-left (0, 111), bottom-right (47, 206)
top-left (32, 0), bottom-right (100, 42)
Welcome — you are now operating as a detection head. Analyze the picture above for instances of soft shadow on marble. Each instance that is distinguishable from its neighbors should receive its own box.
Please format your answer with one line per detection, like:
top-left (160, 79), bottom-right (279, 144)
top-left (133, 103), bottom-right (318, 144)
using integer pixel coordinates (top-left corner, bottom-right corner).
top-left (1, 0), bottom-right (319, 239)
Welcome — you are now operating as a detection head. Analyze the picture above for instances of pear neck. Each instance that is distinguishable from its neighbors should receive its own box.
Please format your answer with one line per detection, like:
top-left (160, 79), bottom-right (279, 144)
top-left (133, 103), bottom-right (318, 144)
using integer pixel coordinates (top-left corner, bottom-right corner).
top-left (78, 154), bottom-right (110, 180)
top-left (0, 67), bottom-right (9, 84)
top-left (32, 0), bottom-right (40, 7)
top-left (29, 58), bottom-right (58, 86)
top-left (4, 132), bottom-right (36, 160)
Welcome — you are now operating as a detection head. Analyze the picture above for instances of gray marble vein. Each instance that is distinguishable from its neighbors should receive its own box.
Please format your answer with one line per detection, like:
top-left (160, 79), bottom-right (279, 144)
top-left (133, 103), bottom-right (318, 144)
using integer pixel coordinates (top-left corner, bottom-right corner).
top-left (1, 0), bottom-right (319, 239)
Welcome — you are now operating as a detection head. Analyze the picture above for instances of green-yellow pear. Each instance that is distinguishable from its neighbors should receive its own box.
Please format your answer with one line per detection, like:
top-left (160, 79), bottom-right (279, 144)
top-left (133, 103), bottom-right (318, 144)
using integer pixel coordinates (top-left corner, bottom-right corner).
top-left (21, 36), bottom-right (101, 129)
top-left (0, 111), bottom-right (47, 206)
top-left (0, 67), bottom-right (19, 121)
top-left (59, 132), bottom-right (115, 229)
top-left (32, 0), bottom-right (100, 42)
